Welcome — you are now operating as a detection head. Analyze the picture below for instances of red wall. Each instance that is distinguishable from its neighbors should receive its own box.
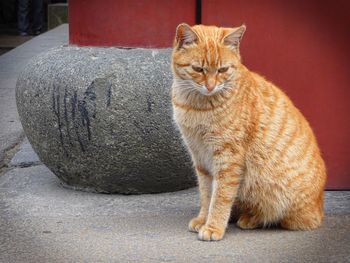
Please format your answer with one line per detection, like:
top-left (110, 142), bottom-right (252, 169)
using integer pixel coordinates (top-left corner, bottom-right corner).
top-left (69, 1), bottom-right (350, 189)
top-left (69, 0), bottom-right (196, 48)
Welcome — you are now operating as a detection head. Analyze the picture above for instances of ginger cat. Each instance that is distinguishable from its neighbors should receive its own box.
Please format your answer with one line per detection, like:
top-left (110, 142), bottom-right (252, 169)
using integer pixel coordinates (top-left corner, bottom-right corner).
top-left (171, 24), bottom-right (326, 241)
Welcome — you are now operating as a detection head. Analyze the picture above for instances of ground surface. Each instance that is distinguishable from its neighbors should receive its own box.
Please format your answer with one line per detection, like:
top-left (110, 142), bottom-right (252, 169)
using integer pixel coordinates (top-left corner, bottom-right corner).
top-left (0, 25), bottom-right (349, 263)
top-left (1, 159), bottom-right (350, 263)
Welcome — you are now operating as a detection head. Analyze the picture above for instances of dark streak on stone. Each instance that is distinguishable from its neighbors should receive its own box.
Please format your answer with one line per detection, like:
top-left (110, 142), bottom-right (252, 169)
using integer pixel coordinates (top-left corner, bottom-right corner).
top-left (71, 91), bottom-right (77, 119)
top-left (78, 101), bottom-right (91, 140)
top-left (106, 83), bottom-right (112, 107)
top-left (84, 82), bottom-right (97, 118)
top-left (78, 81), bottom-right (98, 141)
top-left (52, 88), bottom-right (56, 112)
top-left (70, 82), bottom-right (97, 152)
top-left (71, 91), bottom-right (85, 152)
top-left (64, 88), bottom-right (73, 146)
top-left (52, 85), bottom-right (68, 156)
top-left (146, 95), bottom-right (152, 112)
top-left (133, 120), bottom-right (151, 135)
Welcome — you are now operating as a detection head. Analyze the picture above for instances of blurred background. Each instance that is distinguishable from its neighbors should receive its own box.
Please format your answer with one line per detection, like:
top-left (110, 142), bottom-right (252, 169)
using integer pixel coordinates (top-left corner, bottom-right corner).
top-left (0, 0), bottom-right (67, 55)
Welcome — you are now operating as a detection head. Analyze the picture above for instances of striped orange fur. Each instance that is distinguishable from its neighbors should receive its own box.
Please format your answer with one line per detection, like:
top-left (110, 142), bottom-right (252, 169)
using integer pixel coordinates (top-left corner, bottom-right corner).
top-left (171, 24), bottom-right (327, 241)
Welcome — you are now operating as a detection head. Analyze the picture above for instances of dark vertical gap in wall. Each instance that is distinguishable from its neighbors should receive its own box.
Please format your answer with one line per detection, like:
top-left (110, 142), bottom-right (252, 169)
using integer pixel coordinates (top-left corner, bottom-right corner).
top-left (196, 0), bottom-right (202, 24)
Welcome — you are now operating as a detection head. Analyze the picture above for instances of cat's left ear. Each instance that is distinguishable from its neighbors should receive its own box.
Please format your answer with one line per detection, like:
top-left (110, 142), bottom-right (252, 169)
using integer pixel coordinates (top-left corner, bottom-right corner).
top-left (223, 25), bottom-right (246, 49)
top-left (174, 23), bottom-right (198, 49)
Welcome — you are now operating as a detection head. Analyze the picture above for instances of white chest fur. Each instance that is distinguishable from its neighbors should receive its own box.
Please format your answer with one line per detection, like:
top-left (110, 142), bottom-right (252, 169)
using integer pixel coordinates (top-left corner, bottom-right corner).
top-left (173, 109), bottom-right (215, 175)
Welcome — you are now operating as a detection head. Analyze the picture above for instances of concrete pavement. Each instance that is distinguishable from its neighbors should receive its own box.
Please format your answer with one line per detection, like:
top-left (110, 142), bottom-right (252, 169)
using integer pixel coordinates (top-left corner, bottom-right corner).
top-left (0, 160), bottom-right (349, 263)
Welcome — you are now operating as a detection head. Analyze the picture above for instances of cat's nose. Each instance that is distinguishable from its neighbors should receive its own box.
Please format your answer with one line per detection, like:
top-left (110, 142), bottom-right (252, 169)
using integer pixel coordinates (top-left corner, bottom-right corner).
top-left (206, 84), bottom-right (215, 92)
top-left (206, 79), bottom-right (216, 92)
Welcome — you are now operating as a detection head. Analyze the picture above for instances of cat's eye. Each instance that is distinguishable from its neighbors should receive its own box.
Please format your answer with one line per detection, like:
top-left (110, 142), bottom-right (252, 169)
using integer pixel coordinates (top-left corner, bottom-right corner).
top-left (192, 65), bottom-right (204, 73)
top-left (218, 67), bottom-right (229, 73)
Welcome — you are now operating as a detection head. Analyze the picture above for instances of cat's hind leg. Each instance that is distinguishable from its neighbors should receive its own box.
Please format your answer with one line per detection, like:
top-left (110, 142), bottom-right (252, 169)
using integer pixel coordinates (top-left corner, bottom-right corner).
top-left (237, 213), bottom-right (261, 230)
top-left (281, 193), bottom-right (324, 230)
top-left (280, 208), bottom-right (323, 230)
top-left (235, 201), bottom-right (261, 230)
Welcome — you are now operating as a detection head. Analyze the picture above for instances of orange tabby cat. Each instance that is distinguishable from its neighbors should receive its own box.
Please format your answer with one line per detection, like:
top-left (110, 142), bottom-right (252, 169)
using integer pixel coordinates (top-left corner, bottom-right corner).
top-left (171, 23), bottom-right (327, 241)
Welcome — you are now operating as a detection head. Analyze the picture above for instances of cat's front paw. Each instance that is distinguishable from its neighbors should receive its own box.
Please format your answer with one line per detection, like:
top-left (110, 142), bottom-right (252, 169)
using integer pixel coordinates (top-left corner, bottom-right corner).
top-left (188, 217), bottom-right (206, 233)
top-left (198, 224), bottom-right (225, 241)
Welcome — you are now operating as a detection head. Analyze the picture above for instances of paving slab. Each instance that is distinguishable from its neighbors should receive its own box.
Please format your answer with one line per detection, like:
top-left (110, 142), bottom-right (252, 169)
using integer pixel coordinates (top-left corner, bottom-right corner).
top-left (0, 165), bottom-right (349, 263)
top-left (0, 24), bottom-right (68, 165)
top-left (9, 138), bottom-right (41, 167)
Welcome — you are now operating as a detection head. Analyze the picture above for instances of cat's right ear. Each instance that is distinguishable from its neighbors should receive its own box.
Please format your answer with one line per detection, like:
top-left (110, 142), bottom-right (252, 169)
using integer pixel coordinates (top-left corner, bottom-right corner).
top-left (223, 25), bottom-right (246, 50)
top-left (174, 23), bottom-right (198, 50)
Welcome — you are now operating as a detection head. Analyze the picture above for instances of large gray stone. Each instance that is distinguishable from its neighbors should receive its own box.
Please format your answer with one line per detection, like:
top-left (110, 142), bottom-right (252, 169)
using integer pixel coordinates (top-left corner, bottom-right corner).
top-left (16, 46), bottom-right (195, 194)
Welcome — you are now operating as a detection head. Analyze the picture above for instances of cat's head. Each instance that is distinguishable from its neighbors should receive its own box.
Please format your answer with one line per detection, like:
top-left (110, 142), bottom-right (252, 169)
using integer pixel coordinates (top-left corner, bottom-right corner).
top-left (171, 24), bottom-right (246, 96)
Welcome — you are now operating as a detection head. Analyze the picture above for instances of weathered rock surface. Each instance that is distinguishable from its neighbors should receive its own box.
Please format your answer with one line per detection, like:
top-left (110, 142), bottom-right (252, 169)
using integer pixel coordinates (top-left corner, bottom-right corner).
top-left (16, 46), bottom-right (195, 193)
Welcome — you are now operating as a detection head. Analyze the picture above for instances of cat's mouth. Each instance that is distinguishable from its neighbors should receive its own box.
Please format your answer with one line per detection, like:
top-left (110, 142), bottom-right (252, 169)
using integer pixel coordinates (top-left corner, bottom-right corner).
top-left (199, 85), bottom-right (224, 96)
